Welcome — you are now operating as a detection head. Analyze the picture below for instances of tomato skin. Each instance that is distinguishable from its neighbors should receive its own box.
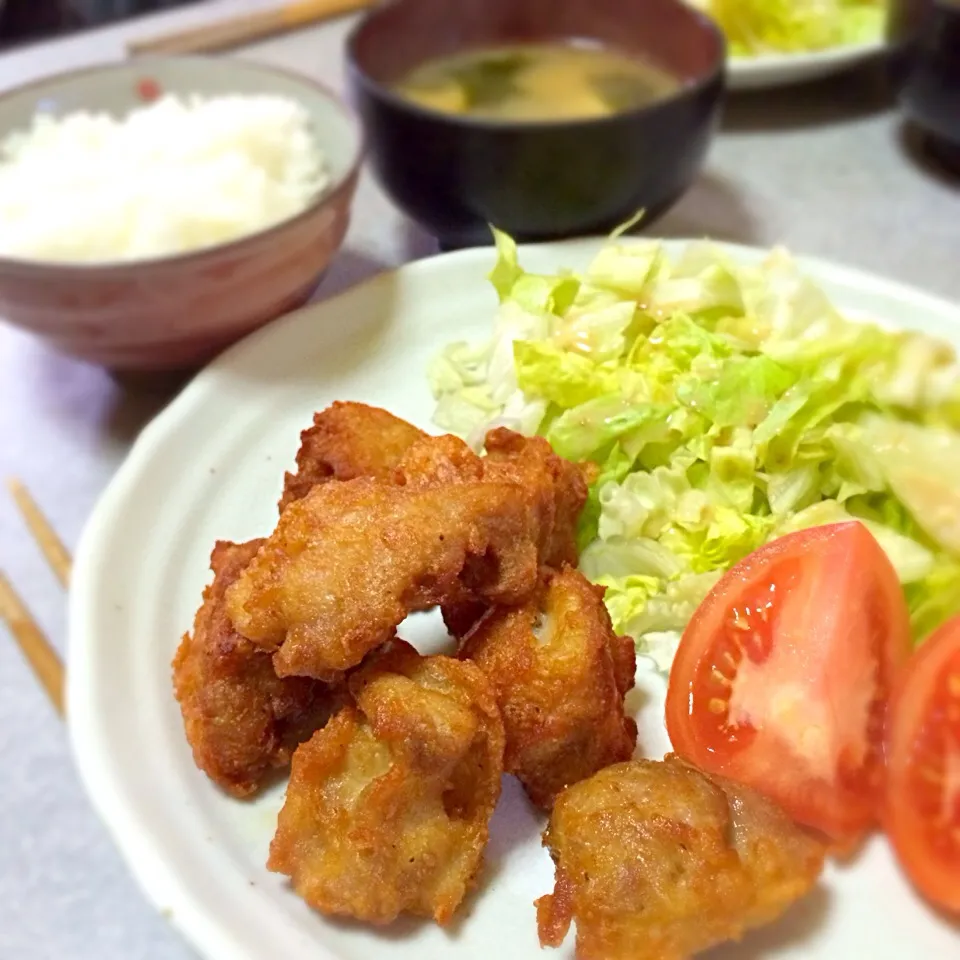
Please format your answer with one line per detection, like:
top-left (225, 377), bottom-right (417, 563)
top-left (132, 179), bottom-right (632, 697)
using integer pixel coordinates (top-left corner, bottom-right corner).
top-left (885, 617), bottom-right (960, 914)
top-left (666, 522), bottom-right (911, 842)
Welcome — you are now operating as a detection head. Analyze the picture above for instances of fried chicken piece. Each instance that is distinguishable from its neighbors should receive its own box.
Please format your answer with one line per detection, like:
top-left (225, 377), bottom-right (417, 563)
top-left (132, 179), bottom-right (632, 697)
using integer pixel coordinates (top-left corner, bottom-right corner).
top-left (277, 414), bottom-right (593, 649)
top-left (459, 566), bottom-right (637, 809)
top-left (396, 428), bottom-right (590, 573)
top-left (226, 478), bottom-right (544, 680)
top-left (394, 428), bottom-right (592, 640)
top-left (536, 755), bottom-right (826, 960)
top-left (172, 539), bottom-right (333, 798)
top-left (268, 640), bottom-right (505, 925)
top-left (394, 434), bottom-right (508, 642)
top-left (279, 402), bottom-right (426, 511)
top-left (482, 427), bottom-right (589, 571)
top-left (393, 430), bottom-right (485, 485)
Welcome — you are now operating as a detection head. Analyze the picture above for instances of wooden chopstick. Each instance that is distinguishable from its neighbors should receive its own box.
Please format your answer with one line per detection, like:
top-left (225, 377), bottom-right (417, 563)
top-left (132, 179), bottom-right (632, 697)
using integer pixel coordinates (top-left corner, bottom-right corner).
top-left (127, 0), bottom-right (377, 56)
top-left (3, 478), bottom-right (70, 716)
top-left (0, 571), bottom-right (65, 716)
top-left (6, 478), bottom-right (71, 588)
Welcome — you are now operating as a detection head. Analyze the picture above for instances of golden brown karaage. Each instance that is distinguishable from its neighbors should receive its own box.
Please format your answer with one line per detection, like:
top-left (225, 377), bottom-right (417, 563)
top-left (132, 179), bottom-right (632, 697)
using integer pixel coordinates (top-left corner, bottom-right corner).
top-left (172, 539), bottom-right (333, 797)
top-left (268, 640), bottom-right (505, 925)
top-left (393, 427), bottom-right (592, 640)
top-left (460, 566), bottom-right (637, 809)
top-left (279, 402), bottom-right (426, 511)
top-left (276, 409), bottom-right (593, 641)
top-left (536, 755), bottom-right (826, 960)
top-left (393, 430), bottom-right (484, 486)
top-left (396, 428), bottom-right (589, 574)
top-left (226, 478), bottom-right (544, 680)
top-left (482, 427), bottom-right (590, 571)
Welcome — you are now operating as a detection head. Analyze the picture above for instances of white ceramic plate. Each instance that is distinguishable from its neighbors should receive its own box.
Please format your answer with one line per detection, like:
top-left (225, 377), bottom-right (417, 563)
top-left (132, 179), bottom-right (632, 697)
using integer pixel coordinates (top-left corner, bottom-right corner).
top-left (728, 39), bottom-right (886, 91)
top-left (69, 239), bottom-right (960, 960)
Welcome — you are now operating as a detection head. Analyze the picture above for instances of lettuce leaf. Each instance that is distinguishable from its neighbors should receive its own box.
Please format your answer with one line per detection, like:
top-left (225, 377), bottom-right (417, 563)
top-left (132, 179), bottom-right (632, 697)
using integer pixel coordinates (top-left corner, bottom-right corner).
top-left (430, 228), bottom-right (960, 657)
top-left (860, 416), bottom-right (960, 555)
top-left (598, 571), bottom-right (723, 673)
top-left (905, 561), bottom-right (960, 643)
top-left (678, 355), bottom-right (796, 428)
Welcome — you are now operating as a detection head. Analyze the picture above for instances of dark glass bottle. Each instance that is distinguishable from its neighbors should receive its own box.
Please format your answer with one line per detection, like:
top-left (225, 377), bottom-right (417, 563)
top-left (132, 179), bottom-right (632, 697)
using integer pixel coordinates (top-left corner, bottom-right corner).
top-left (888, 0), bottom-right (960, 171)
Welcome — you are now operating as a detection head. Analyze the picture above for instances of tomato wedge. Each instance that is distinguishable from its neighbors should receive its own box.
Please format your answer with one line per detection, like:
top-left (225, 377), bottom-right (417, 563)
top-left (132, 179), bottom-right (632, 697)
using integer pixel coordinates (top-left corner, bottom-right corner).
top-left (885, 617), bottom-right (960, 913)
top-left (666, 522), bottom-right (911, 841)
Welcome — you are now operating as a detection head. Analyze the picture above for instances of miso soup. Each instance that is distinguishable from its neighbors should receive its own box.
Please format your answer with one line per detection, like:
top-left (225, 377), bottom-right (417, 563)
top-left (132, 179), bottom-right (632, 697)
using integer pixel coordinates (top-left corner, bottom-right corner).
top-left (393, 43), bottom-right (681, 122)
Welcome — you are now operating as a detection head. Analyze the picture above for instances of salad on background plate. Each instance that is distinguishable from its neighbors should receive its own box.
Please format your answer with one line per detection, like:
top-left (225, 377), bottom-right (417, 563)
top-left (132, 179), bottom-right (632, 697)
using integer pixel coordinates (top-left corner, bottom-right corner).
top-left (685, 0), bottom-right (890, 90)
top-left (430, 229), bottom-right (960, 672)
top-left (688, 0), bottom-right (887, 58)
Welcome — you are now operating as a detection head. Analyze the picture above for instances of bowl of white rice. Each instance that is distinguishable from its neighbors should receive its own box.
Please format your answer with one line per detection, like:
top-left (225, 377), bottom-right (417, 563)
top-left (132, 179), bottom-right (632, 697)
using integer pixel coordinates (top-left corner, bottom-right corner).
top-left (0, 57), bottom-right (363, 369)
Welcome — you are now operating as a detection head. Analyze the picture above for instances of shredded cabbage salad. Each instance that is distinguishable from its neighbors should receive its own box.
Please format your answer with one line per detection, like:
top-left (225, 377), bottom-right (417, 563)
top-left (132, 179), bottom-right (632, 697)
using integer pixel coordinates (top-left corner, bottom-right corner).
top-left (428, 231), bottom-right (960, 670)
top-left (686, 0), bottom-right (885, 57)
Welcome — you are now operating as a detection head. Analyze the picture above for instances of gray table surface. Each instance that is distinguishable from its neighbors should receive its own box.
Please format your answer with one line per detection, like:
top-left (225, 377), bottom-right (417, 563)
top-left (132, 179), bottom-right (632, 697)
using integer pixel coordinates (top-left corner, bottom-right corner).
top-left (0, 3), bottom-right (958, 958)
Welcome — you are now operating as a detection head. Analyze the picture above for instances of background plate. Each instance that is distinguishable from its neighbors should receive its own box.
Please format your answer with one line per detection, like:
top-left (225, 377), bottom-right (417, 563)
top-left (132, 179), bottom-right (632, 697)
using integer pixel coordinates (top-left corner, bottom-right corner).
top-left (69, 238), bottom-right (960, 960)
top-left (728, 40), bottom-right (886, 91)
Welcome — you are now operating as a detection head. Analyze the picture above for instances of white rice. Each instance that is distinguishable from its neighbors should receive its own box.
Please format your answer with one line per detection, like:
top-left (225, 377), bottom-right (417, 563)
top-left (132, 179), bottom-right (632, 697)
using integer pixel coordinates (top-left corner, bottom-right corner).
top-left (0, 94), bottom-right (330, 263)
